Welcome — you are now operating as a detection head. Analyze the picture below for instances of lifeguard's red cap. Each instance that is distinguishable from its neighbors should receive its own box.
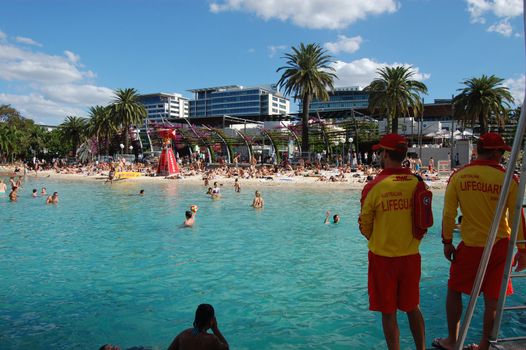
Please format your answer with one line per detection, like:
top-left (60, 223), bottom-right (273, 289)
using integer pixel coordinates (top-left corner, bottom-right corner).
top-left (372, 133), bottom-right (408, 153)
top-left (478, 132), bottom-right (511, 151)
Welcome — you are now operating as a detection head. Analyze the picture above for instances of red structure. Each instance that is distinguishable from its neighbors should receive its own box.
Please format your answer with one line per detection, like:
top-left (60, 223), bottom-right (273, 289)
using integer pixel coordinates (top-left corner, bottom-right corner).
top-left (156, 129), bottom-right (180, 175)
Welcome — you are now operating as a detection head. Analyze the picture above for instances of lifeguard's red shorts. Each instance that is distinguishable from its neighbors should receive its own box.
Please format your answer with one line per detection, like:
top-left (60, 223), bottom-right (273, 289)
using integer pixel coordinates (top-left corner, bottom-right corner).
top-left (448, 238), bottom-right (513, 300)
top-left (368, 251), bottom-right (421, 313)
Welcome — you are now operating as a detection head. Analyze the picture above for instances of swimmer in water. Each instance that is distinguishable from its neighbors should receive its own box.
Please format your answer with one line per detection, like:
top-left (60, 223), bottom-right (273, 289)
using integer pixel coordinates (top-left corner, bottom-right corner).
top-left (183, 209), bottom-right (196, 227)
top-left (41, 187), bottom-right (47, 195)
top-left (251, 190), bottom-right (264, 208)
top-left (9, 186), bottom-right (18, 202)
top-left (324, 211), bottom-right (340, 224)
top-left (0, 179), bottom-right (6, 193)
top-left (32, 189), bottom-right (38, 197)
top-left (211, 182), bottom-right (221, 199)
top-left (139, 189), bottom-right (145, 196)
top-left (46, 192), bottom-right (59, 204)
top-left (234, 178), bottom-right (241, 193)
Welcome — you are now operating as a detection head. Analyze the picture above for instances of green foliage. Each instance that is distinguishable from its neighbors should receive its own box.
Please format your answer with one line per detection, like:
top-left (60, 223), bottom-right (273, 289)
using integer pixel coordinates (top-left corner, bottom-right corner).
top-left (277, 43), bottom-right (336, 152)
top-left (365, 66), bottom-right (428, 133)
top-left (59, 116), bottom-right (88, 155)
top-left (109, 88), bottom-right (147, 149)
top-left (87, 105), bottom-right (116, 156)
top-left (453, 74), bottom-right (514, 135)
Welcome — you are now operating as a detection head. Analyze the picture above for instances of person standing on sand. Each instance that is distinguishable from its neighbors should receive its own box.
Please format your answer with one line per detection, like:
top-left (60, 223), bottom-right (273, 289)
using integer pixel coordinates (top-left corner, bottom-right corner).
top-left (234, 178), bottom-right (241, 193)
top-left (433, 133), bottom-right (526, 350)
top-left (167, 304), bottom-right (229, 350)
top-left (359, 134), bottom-right (426, 350)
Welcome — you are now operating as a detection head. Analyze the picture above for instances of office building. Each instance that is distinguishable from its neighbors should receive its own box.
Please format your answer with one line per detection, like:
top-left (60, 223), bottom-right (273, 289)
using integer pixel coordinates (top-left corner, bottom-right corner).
top-left (138, 92), bottom-right (189, 123)
top-left (189, 84), bottom-right (290, 118)
top-left (301, 86), bottom-right (369, 112)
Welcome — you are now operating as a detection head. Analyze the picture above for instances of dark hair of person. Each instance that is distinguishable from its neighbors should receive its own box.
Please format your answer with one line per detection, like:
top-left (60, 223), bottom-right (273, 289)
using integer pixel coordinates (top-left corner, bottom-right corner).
top-left (193, 304), bottom-right (215, 331)
top-left (333, 215), bottom-right (338, 221)
top-left (32, 189), bottom-right (37, 193)
top-left (185, 210), bottom-right (193, 219)
top-left (98, 345), bottom-right (109, 350)
top-left (386, 149), bottom-right (406, 162)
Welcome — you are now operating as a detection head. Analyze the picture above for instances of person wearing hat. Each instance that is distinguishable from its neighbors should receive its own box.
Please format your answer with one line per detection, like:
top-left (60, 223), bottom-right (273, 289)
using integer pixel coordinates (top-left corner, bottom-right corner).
top-left (433, 132), bottom-right (526, 350)
top-left (359, 133), bottom-right (426, 350)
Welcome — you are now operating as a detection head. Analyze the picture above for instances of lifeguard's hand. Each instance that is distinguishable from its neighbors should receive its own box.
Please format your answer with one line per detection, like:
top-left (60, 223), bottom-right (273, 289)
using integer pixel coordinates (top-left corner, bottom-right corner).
top-left (444, 243), bottom-right (456, 262)
top-left (513, 251), bottom-right (526, 272)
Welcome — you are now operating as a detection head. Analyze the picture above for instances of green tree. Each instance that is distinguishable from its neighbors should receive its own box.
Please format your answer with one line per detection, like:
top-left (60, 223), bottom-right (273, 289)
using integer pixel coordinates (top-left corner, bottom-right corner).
top-left (365, 66), bottom-right (428, 134)
top-left (277, 43), bottom-right (336, 152)
top-left (88, 105), bottom-right (116, 156)
top-left (109, 88), bottom-right (146, 150)
top-left (453, 75), bottom-right (514, 135)
top-left (59, 116), bottom-right (87, 155)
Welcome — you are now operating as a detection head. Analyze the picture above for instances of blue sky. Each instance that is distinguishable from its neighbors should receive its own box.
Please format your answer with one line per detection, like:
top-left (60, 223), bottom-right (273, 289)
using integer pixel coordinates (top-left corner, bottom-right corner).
top-left (0, 0), bottom-right (524, 125)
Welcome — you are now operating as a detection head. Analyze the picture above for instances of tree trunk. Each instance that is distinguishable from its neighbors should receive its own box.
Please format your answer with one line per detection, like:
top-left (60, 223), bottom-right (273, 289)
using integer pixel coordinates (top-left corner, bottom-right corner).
top-left (302, 95), bottom-right (311, 152)
top-left (391, 113), bottom-right (398, 134)
top-left (124, 122), bottom-right (130, 151)
top-left (479, 113), bottom-right (486, 135)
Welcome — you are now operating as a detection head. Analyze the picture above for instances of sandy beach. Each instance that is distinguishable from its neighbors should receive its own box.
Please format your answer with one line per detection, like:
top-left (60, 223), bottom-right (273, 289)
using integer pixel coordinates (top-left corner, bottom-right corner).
top-left (1, 166), bottom-right (449, 191)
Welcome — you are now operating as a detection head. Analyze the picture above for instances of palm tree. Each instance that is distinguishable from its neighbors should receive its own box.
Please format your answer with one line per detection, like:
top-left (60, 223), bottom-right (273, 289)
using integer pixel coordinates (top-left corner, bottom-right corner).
top-left (88, 105), bottom-right (116, 156)
top-left (365, 66), bottom-right (428, 134)
top-left (109, 88), bottom-right (146, 150)
top-left (59, 116), bottom-right (87, 155)
top-left (277, 43), bottom-right (336, 152)
top-left (453, 75), bottom-right (514, 135)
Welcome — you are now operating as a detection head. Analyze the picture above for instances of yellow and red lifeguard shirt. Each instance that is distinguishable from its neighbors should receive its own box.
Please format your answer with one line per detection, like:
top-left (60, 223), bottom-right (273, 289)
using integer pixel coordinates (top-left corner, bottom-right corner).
top-left (359, 168), bottom-right (421, 257)
top-left (442, 160), bottom-right (526, 250)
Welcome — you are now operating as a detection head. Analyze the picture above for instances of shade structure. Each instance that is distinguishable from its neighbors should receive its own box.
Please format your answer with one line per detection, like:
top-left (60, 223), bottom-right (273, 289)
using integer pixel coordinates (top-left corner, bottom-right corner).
top-left (157, 146), bottom-right (179, 175)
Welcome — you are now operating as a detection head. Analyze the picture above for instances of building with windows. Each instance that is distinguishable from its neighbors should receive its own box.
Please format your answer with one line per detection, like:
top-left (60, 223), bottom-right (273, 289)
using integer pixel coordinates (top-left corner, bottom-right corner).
top-left (188, 85), bottom-right (290, 118)
top-left (300, 86), bottom-right (369, 113)
top-left (138, 92), bottom-right (189, 123)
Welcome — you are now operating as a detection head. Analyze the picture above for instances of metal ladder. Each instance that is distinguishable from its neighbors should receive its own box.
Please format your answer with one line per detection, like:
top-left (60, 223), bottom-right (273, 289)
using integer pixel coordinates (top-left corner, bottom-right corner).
top-left (454, 3), bottom-right (526, 348)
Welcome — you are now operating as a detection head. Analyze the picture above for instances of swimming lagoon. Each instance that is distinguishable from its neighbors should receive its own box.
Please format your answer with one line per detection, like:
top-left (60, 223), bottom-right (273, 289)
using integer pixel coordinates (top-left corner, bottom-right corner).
top-left (1, 178), bottom-right (525, 349)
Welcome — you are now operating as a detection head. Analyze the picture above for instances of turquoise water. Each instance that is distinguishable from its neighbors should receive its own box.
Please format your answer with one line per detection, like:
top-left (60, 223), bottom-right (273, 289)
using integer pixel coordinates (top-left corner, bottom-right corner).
top-left (1, 177), bottom-right (525, 350)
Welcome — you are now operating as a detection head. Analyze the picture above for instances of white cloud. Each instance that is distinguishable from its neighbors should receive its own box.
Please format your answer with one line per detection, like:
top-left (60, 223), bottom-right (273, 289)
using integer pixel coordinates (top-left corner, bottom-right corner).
top-left (64, 50), bottom-right (80, 63)
top-left (210, 0), bottom-right (399, 30)
top-left (331, 58), bottom-right (430, 88)
top-left (268, 45), bottom-right (287, 58)
top-left (0, 31), bottom-right (113, 124)
top-left (15, 36), bottom-right (42, 47)
top-left (0, 93), bottom-right (85, 125)
top-left (466, 0), bottom-right (522, 35)
top-left (0, 30), bottom-right (6, 41)
top-left (40, 84), bottom-right (113, 106)
top-left (487, 19), bottom-right (513, 36)
top-left (324, 35), bottom-right (362, 54)
top-left (0, 44), bottom-right (87, 84)
top-left (467, 0), bottom-right (522, 22)
top-left (503, 74), bottom-right (525, 104)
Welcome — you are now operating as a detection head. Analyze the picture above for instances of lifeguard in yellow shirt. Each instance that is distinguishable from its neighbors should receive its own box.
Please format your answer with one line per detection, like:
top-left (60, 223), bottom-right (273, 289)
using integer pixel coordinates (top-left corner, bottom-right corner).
top-left (359, 134), bottom-right (426, 350)
top-left (433, 133), bottom-right (526, 350)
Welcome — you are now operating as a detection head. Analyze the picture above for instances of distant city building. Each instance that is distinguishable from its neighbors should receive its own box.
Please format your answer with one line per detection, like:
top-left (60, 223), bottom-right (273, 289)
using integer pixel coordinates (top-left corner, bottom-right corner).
top-left (188, 84), bottom-right (290, 118)
top-left (301, 86), bottom-right (369, 113)
top-left (138, 92), bottom-right (189, 123)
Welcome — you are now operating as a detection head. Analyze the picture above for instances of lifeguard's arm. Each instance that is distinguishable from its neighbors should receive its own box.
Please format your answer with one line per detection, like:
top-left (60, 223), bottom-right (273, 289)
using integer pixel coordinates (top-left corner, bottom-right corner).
top-left (506, 181), bottom-right (526, 256)
top-left (358, 185), bottom-right (374, 239)
top-left (441, 176), bottom-right (459, 244)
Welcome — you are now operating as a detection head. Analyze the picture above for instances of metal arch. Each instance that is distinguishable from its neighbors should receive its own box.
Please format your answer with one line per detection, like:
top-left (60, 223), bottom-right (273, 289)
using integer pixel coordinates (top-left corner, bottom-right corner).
top-left (232, 129), bottom-right (253, 161)
top-left (180, 118), bottom-right (212, 163)
top-left (201, 125), bottom-right (232, 163)
top-left (281, 121), bottom-right (301, 155)
top-left (259, 127), bottom-right (280, 163)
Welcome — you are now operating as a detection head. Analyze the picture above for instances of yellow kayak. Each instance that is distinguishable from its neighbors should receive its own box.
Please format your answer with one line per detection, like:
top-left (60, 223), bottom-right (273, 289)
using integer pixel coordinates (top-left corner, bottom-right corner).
top-left (115, 171), bottom-right (142, 179)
